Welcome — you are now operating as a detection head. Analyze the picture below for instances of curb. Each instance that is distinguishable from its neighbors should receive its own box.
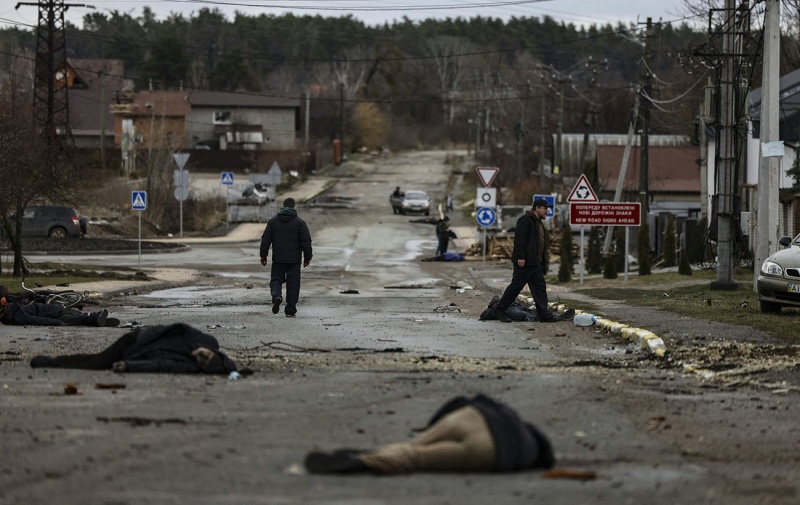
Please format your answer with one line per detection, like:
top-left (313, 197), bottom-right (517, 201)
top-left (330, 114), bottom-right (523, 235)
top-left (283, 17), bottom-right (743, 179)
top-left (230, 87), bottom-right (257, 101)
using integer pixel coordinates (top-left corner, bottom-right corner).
top-left (516, 297), bottom-right (668, 357)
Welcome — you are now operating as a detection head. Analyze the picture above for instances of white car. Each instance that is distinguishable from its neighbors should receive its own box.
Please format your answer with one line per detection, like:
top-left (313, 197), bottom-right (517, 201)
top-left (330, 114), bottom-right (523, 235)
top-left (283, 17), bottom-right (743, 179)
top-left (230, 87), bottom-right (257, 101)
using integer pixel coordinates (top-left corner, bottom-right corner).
top-left (400, 190), bottom-right (431, 216)
top-left (757, 233), bottom-right (800, 313)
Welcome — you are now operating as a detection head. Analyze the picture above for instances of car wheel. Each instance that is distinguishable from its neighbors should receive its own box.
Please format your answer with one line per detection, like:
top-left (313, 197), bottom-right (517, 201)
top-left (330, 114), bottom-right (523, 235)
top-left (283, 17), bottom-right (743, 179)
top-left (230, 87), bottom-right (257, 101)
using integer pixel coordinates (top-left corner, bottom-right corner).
top-left (425, 210), bottom-right (430, 216)
top-left (48, 227), bottom-right (67, 239)
top-left (759, 300), bottom-right (782, 313)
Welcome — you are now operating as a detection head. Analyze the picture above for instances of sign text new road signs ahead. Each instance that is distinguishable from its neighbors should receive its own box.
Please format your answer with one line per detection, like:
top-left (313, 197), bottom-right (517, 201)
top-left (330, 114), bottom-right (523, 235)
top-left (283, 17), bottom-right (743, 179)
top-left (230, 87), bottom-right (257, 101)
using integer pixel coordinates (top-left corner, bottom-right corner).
top-left (569, 202), bottom-right (641, 226)
top-left (132, 191), bottom-right (147, 210)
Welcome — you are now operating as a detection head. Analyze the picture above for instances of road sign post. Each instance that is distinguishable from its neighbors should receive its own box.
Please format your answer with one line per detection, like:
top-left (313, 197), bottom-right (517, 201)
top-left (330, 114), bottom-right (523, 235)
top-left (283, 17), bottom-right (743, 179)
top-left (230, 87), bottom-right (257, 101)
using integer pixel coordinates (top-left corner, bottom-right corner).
top-left (131, 191), bottom-right (147, 271)
top-left (566, 175), bottom-right (599, 285)
top-left (173, 154), bottom-right (190, 238)
top-left (570, 201), bottom-right (641, 284)
top-left (477, 207), bottom-right (497, 270)
top-left (221, 172), bottom-right (234, 228)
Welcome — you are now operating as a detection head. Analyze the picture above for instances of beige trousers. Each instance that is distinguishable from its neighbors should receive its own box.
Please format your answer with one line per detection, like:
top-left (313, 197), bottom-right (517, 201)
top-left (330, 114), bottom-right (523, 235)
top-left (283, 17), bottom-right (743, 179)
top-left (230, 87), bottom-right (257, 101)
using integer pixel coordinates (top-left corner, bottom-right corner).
top-left (360, 406), bottom-right (496, 473)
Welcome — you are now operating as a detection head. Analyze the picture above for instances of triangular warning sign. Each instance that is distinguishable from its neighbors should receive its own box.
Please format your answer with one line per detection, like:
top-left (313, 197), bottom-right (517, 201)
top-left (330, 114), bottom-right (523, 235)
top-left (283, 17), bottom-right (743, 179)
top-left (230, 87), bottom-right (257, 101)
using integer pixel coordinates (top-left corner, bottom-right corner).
top-left (567, 174), bottom-right (599, 203)
top-left (476, 166), bottom-right (500, 187)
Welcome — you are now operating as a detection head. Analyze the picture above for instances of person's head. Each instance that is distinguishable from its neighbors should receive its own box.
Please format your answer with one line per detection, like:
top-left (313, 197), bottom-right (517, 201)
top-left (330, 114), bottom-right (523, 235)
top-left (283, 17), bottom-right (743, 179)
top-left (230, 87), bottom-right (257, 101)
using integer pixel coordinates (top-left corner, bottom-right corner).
top-left (0, 296), bottom-right (6, 317)
top-left (531, 198), bottom-right (551, 218)
top-left (283, 198), bottom-right (296, 209)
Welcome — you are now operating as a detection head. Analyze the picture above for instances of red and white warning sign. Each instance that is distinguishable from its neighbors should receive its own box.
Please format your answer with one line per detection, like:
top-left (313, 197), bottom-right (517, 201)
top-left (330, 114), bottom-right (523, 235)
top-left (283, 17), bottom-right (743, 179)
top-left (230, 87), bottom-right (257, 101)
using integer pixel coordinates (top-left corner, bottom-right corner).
top-left (476, 166), bottom-right (500, 187)
top-left (566, 174), bottom-right (599, 203)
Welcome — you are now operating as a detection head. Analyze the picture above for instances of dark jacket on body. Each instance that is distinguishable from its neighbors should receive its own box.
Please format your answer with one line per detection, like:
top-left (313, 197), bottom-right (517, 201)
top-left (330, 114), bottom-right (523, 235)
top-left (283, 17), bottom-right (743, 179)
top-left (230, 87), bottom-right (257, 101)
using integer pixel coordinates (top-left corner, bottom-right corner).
top-left (511, 211), bottom-right (546, 266)
top-left (121, 323), bottom-right (237, 374)
top-left (1, 301), bottom-right (75, 326)
top-left (427, 394), bottom-right (555, 471)
top-left (259, 208), bottom-right (313, 264)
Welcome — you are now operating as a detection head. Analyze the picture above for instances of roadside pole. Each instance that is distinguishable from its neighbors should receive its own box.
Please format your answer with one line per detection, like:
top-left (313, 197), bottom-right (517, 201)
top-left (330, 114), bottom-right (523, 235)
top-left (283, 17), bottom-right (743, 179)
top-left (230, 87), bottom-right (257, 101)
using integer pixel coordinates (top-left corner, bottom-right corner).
top-left (475, 166), bottom-right (500, 271)
top-left (579, 227), bottom-right (585, 285)
top-left (221, 172), bottom-right (235, 229)
top-left (173, 153), bottom-right (190, 238)
top-left (131, 191), bottom-right (147, 271)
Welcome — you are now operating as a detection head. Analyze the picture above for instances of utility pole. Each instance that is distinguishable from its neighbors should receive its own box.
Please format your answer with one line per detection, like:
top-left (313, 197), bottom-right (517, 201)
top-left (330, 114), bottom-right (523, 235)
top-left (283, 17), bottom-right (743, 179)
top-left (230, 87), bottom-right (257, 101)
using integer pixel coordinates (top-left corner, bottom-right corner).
top-left (699, 101), bottom-right (708, 222)
top-left (711, 0), bottom-right (740, 291)
top-left (754, 0), bottom-right (781, 291)
top-left (15, 0), bottom-right (94, 141)
top-left (639, 17), bottom-right (654, 224)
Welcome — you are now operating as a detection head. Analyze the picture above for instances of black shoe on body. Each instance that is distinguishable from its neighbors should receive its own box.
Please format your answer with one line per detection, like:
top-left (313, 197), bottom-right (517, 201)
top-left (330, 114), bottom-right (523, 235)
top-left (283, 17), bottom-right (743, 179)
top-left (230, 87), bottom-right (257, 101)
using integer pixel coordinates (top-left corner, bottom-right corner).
top-left (271, 297), bottom-right (282, 315)
top-left (495, 310), bottom-right (512, 323)
top-left (105, 317), bottom-right (121, 327)
top-left (540, 314), bottom-right (562, 323)
top-left (30, 356), bottom-right (57, 368)
top-left (304, 451), bottom-right (370, 474)
top-left (96, 309), bottom-right (108, 327)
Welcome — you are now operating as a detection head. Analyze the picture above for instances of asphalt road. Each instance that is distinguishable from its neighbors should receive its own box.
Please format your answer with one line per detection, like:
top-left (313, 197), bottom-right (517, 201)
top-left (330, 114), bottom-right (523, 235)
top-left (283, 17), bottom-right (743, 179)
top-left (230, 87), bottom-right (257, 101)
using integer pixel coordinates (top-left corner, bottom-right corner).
top-left (1, 151), bottom-right (798, 505)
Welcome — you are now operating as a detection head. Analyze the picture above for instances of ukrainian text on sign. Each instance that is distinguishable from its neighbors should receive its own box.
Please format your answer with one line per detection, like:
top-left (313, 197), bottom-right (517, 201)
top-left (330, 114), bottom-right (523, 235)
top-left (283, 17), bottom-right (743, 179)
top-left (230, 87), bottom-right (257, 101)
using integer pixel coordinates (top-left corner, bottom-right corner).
top-left (569, 202), bottom-right (641, 226)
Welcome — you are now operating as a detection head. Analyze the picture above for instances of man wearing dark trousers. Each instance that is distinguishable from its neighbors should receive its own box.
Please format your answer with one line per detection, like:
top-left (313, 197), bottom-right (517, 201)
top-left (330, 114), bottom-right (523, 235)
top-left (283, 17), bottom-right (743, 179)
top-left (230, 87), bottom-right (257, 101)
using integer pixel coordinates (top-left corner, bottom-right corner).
top-left (492, 198), bottom-right (560, 323)
top-left (259, 198), bottom-right (313, 317)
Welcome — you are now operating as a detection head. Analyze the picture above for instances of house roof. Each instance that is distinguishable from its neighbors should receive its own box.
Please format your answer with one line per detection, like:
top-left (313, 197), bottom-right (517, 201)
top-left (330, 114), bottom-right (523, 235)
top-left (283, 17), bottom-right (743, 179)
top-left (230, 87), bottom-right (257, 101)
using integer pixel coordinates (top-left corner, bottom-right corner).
top-left (68, 89), bottom-right (115, 134)
top-left (188, 91), bottom-right (300, 108)
top-left (597, 145), bottom-right (701, 194)
top-left (67, 59), bottom-right (127, 91)
top-left (113, 90), bottom-right (192, 117)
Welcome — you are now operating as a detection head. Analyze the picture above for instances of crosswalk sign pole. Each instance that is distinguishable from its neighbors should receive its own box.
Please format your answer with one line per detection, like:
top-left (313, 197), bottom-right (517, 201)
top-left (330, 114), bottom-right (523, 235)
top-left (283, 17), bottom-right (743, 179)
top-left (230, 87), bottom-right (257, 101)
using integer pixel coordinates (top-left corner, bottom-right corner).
top-left (138, 212), bottom-right (142, 271)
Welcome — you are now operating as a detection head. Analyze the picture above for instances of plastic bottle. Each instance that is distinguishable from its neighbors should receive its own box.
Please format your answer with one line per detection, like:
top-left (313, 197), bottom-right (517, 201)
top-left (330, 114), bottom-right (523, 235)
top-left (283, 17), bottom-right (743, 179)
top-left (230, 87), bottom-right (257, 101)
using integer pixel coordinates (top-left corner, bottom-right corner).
top-left (573, 313), bottom-right (597, 327)
top-left (228, 371), bottom-right (241, 381)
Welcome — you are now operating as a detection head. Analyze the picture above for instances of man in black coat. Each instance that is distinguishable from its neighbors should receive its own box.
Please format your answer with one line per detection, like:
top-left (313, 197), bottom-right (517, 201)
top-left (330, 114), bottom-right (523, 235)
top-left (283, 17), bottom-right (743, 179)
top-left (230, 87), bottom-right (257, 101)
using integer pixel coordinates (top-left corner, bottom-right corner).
top-left (1, 297), bottom-right (117, 327)
top-left (492, 198), bottom-right (560, 323)
top-left (305, 394), bottom-right (555, 474)
top-left (259, 198), bottom-right (313, 317)
top-left (29, 323), bottom-right (238, 374)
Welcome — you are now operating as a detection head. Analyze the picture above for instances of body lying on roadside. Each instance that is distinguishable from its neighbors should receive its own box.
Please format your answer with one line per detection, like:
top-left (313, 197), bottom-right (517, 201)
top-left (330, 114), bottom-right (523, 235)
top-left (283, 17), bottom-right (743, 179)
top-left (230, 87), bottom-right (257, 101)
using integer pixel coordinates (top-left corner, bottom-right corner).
top-left (0, 298), bottom-right (118, 327)
top-left (29, 323), bottom-right (238, 374)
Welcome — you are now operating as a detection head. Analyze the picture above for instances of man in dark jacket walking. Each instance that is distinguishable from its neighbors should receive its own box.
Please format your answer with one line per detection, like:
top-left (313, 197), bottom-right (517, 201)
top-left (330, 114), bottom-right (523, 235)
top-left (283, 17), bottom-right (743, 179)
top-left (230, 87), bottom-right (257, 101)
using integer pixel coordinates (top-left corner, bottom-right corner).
top-left (259, 198), bottom-right (313, 317)
top-left (492, 198), bottom-right (560, 323)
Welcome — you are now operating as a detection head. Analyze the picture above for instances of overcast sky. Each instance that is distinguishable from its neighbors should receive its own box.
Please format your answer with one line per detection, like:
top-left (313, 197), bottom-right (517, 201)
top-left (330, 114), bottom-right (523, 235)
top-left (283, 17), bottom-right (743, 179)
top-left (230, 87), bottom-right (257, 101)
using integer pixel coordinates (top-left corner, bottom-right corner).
top-left (1, 0), bottom-right (698, 32)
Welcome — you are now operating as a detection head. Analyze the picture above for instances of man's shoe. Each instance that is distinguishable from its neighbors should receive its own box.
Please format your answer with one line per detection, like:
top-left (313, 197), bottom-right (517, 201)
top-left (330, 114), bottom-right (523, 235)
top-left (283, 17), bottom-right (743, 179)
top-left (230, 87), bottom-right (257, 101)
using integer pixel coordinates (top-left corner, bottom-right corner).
top-left (30, 356), bottom-right (57, 368)
top-left (304, 451), bottom-right (369, 474)
top-left (540, 315), bottom-right (562, 323)
top-left (495, 310), bottom-right (512, 323)
top-left (96, 309), bottom-right (108, 327)
top-left (285, 312), bottom-right (296, 318)
top-left (105, 317), bottom-right (121, 327)
top-left (271, 297), bottom-right (282, 314)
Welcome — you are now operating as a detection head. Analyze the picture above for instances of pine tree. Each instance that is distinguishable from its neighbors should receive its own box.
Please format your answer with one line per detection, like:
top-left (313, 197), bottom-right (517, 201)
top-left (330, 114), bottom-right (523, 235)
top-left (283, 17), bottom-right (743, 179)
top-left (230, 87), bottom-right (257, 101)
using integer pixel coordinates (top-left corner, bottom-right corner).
top-left (688, 216), bottom-right (708, 264)
top-left (558, 224), bottom-right (573, 282)
top-left (614, 227), bottom-right (626, 271)
top-left (638, 221), bottom-right (652, 276)
top-left (678, 245), bottom-right (692, 275)
top-left (603, 253), bottom-right (618, 279)
top-left (586, 226), bottom-right (602, 274)
top-left (663, 214), bottom-right (676, 267)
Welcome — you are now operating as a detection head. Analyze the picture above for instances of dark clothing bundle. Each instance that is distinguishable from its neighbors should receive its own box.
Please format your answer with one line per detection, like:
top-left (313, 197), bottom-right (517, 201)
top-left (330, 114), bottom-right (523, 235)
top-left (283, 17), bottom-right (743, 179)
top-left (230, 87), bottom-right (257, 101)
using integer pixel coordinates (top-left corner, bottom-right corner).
top-left (1, 301), bottom-right (103, 326)
top-left (259, 208), bottom-right (313, 264)
top-left (29, 323), bottom-right (238, 374)
top-left (480, 296), bottom-right (538, 322)
top-left (427, 394), bottom-right (554, 471)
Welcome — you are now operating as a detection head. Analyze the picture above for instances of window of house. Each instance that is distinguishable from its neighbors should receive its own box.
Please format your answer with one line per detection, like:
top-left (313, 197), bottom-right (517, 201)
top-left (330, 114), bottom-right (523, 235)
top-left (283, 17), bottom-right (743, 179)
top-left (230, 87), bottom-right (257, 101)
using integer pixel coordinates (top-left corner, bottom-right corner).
top-left (213, 111), bottom-right (232, 124)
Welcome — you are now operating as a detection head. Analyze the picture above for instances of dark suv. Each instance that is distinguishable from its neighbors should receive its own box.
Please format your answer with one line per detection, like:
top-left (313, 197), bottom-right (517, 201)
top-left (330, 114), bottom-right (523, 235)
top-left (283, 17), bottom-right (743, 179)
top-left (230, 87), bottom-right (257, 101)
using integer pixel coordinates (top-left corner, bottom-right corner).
top-left (10, 206), bottom-right (87, 238)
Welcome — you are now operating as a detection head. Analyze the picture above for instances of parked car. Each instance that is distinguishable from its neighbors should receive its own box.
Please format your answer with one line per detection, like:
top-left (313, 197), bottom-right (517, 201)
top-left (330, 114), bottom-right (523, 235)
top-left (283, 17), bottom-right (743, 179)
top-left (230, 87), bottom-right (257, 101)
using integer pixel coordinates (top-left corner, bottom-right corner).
top-left (8, 206), bottom-right (87, 239)
top-left (757, 233), bottom-right (800, 313)
top-left (399, 190), bottom-right (431, 216)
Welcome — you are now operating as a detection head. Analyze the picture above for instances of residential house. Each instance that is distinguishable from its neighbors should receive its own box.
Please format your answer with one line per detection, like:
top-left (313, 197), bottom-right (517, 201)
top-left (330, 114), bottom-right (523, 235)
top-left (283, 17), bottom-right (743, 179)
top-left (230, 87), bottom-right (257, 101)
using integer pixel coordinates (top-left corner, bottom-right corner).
top-left (186, 91), bottom-right (301, 150)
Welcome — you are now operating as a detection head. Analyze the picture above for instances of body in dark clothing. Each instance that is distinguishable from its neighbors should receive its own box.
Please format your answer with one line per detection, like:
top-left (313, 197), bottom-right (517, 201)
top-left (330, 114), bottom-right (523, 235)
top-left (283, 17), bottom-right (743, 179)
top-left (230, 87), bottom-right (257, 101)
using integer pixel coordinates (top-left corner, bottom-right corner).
top-left (493, 199), bottom-right (558, 322)
top-left (259, 198), bottom-right (313, 316)
top-left (305, 394), bottom-right (555, 474)
top-left (0, 299), bottom-right (114, 327)
top-left (29, 323), bottom-right (238, 374)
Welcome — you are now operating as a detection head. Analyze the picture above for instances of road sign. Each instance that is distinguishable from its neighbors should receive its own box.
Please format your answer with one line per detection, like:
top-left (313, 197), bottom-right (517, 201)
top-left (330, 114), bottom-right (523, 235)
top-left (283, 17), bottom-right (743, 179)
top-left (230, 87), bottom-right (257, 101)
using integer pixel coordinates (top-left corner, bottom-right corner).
top-left (174, 169), bottom-right (189, 189)
top-left (476, 166), bottom-right (500, 187)
top-left (132, 191), bottom-right (147, 210)
top-left (569, 202), bottom-right (641, 226)
top-left (221, 172), bottom-right (235, 185)
top-left (476, 187), bottom-right (496, 208)
top-left (566, 174), bottom-right (599, 203)
top-left (533, 194), bottom-right (555, 218)
top-left (476, 207), bottom-right (497, 227)
top-left (174, 186), bottom-right (189, 202)
top-left (173, 152), bottom-right (190, 170)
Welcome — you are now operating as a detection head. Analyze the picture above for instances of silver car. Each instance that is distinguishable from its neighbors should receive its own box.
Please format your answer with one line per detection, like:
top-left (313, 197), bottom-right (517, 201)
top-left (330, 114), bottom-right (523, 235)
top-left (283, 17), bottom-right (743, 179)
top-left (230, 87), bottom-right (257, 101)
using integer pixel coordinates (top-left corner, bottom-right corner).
top-left (757, 233), bottom-right (800, 313)
top-left (400, 190), bottom-right (431, 216)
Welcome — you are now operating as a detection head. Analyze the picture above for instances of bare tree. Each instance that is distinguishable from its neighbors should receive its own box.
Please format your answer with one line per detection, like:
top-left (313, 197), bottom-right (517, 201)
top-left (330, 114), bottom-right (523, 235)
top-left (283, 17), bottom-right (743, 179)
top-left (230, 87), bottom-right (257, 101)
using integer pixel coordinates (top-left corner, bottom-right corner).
top-left (425, 36), bottom-right (473, 127)
top-left (0, 79), bottom-right (82, 276)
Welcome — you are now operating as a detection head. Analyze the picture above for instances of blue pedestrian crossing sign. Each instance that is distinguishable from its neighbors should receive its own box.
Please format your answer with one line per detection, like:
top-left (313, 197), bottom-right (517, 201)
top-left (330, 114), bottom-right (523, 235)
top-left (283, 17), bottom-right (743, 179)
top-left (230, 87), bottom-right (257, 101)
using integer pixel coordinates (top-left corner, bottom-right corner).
top-left (221, 172), bottom-right (235, 185)
top-left (476, 207), bottom-right (497, 227)
top-left (132, 191), bottom-right (147, 211)
top-left (533, 194), bottom-right (555, 218)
